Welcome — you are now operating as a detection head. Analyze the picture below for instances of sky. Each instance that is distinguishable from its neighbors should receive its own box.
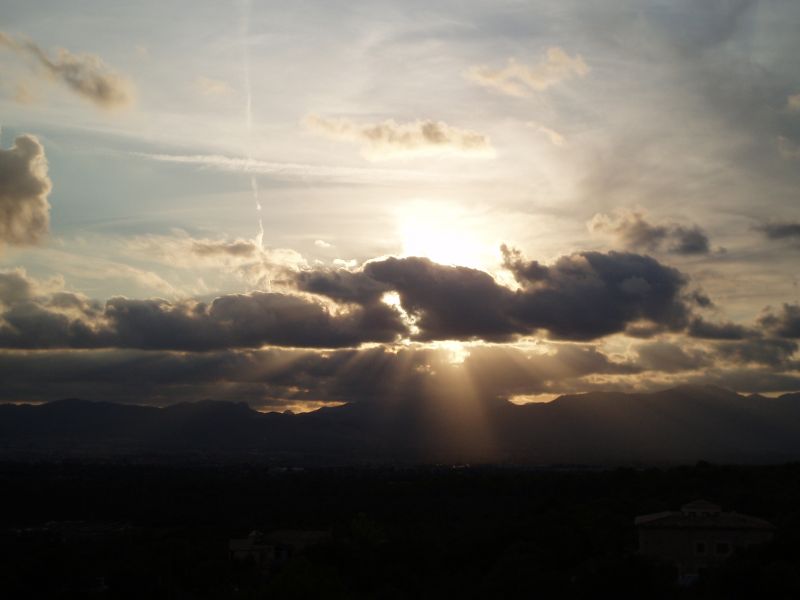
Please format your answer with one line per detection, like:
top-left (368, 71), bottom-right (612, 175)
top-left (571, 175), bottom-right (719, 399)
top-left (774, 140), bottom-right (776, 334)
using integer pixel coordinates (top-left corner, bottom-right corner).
top-left (1, 0), bottom-right (800, 411)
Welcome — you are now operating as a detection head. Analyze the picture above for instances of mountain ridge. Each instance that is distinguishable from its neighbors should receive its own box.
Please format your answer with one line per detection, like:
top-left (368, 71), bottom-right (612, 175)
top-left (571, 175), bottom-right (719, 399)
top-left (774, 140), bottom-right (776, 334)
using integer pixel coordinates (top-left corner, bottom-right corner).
top-left (2, 385), bottom-right (799, 465)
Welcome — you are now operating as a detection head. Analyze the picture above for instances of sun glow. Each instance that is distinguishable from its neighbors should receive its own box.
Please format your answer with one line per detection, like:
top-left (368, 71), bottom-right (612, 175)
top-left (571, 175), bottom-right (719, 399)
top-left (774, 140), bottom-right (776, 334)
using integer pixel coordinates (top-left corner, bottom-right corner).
top-left (397, 202), bottom-right (499, 270)
top-left (509, 393), bottom-right (560, 405)
top-left (432, 340), bottom-right (471, 365)
top-left (381, 292), bottom-right (470, 364)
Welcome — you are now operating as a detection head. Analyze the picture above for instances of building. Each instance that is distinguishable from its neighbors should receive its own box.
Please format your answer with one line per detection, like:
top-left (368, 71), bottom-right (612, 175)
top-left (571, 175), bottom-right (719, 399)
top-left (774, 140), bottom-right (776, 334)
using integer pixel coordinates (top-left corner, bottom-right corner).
top-left (635, 499), bottom-right (775, 583)
top-left (229, 529), bottom-right (330, 570)
top-left (229, 530), bottom-right (275, 568)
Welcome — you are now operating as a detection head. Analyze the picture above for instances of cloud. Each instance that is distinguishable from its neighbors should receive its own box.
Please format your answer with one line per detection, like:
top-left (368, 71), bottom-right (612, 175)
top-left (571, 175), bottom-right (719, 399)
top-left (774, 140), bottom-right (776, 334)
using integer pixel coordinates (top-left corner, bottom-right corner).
top-left (190, 239), bottom-right (259, 258)
top-left (126, 233), bottom-right (306, 289)
top-left (364, 256), bottom-right (519, 341)
top-left (314, 240), bottom-right (333, 249)
top-left (670, 226), bottom-right (712, 255)
top-left (758, 304), bottom-right (800, 339)
top-left (687, 317), bottom-right (753, 340)
top-left (303, 114), bottom-right (495, 160)
top-left (0, 268), bottom-right (62, 306)
top-left (501, 246), bottom-right (691, 340)
top-left (0, 339), bottom-right (642, 409)
top-left (635, 340), bottom-right (712, 373)
top-left (0, 135), bottom-right (51, 249)
top-left (466, 47), bottom-right (589, 97)
top-left (788, 93), bottom-right (800, 112)
top-left (589, 211), bottom-right (711, 255)
top-left (299, 249), bottom-right (693, 342)
top-left (0, 267), bottom-right (405, 351)
top-left (0, 31), bottom-right (133, 109)
top-left (0, 336), bottom-right (794, 407)
top-left (1, 333), bottom-right (789, 409)
top-left (755, 220), bottom-right (800, 241)
top-left (36, 245), bottom-right (181, 298)
top-left (713, 337), bottom-right (798, 368)
top-left (0, 269), bottom-right (37, 306)
top-left (297, 258), bottom-right (516, 342)
top-left (135, 151), bottom-right (440, 184)
top-left (0, 248), bottom-right (698, 351)
top-left (296, 267), bottom-right (388, 305)
top-left (0, 291), bottom-right (405, 352)
top-left (526, 122), bottom-right (566, 146)
top-left (100, 293), bottom-right (404, 350)
top-left (195, 76), bottom-right (233, 96)
top-left (128, 233), bottom-right (284, 266)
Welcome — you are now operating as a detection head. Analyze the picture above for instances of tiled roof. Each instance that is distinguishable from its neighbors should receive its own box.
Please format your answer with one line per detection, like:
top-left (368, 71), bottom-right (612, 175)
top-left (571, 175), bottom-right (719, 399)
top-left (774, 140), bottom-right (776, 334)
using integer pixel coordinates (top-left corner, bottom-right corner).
top-left (635, 511), bottom-right (775, 530)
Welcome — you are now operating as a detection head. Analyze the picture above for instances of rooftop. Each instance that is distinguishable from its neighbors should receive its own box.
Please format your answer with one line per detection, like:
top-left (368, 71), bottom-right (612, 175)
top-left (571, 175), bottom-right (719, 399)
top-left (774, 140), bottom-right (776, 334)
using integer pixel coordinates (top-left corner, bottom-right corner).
top-left (635, 500), bottom-right (774, 531)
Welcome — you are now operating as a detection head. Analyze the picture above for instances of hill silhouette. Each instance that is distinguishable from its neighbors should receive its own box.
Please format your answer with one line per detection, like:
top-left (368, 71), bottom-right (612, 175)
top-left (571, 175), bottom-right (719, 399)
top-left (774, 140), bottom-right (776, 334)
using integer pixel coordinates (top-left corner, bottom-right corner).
top-left (1, 385), bottom-right (799, 464)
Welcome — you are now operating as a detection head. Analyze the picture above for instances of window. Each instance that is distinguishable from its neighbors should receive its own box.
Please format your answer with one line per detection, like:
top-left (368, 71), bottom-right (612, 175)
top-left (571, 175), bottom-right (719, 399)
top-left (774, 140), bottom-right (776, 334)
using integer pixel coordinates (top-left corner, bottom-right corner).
top-left (695, 541), bottom-right (707, 555)
top-left (715, 542), bottom-right (730, 556)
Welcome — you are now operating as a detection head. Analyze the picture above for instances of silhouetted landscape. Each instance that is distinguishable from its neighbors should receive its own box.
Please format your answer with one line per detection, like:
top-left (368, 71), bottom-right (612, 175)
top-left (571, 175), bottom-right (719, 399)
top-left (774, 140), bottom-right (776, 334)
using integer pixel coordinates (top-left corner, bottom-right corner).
top-left (4, 0), bottom-right (800, 595)
top-left (3, 385), bottom-right (800, 465)
top-left (4, 386), bottom-right (800, 597)
top-left (3, 461), bottom-right (800, 598)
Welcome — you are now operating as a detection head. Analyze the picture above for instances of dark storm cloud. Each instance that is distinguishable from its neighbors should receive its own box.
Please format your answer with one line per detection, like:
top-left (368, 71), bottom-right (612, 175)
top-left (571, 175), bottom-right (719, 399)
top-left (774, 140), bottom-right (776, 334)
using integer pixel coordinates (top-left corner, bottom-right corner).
top-left (0, 251), bottom-right (703, 349)
top-left (295, 268), bottom-right (390, 305)
top-left (365, 257), bottom-right (519, 341)
top-left (687, 317), bottom-right (754, 340)
top-left (502, 247), bottom-right (691, 340)
top-left (0, 269), bottom-right (37, 305)
top-left (589, 212), bottom-right (711, 255)
top-left (298, 257), bottom-right (518, 341)
top-left (0, 300), bottom-right (98, 348)
top-left (0, 347), bottom-right (338, 406)
top-left (756, 221), bottom-right (800, 242)
top-left (758, 304), bottom-right (800, 339)
top-left (687, 290), bottom-right (713, 309)
top-left (48, 291), bottom-right (103, 315)
top-left (299, 249), bottom-right (693, 342)
top-left (106, 293), bottom-right (402, 349)
top-left (0, 337), bottom-right (791, 409)
top-left (298, 257), bottom-right (519, 342)
top-left (0, 335), bottom-right (792, 409)
top-left (464, 343), bottom-right (640, 400)
top-left (0, 32), bottom-right (133, 109)
top-left (713, 337), bottom-right (798, 368)
top-left (685, 306), bottom-right (800, 367)
top-left (635, 340), bottom-right (712, 373)
top-left (635, 335), bottom-right (798, 373)
top-left (590, 212), bottom-right (667, 252)
top-left (0, 269), bottom-right (101, 317)
top-left (0, 342), bottom-right (639, 408)
top-left (0, 269), bottom-right (406, 350)
top-left (670, 225), bottom-right (711, 255)
top-left (0, 135), bottom-right (51, 249)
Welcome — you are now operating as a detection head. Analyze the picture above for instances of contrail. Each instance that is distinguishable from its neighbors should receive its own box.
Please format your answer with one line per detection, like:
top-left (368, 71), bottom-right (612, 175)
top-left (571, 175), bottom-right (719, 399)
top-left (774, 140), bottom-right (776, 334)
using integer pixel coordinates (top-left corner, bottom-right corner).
top-left (241, 0), bottom-right (264, 250)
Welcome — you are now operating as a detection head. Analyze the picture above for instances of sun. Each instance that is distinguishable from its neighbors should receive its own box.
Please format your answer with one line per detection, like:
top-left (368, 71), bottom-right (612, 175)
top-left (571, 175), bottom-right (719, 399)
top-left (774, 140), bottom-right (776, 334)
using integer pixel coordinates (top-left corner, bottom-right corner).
top-left (397, 201), bottom-right (498, 270)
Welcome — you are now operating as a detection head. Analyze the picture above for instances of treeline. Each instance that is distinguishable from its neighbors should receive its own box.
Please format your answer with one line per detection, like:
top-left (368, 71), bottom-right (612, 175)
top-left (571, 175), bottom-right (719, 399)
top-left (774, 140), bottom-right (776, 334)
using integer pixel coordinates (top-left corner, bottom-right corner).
top-left (1, 462), bottom-right (800, 598)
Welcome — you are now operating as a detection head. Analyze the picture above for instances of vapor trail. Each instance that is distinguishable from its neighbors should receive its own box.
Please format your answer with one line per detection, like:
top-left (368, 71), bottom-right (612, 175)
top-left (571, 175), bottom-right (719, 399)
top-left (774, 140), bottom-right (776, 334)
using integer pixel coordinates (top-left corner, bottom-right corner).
top-left (241, 0), bottom-right (264, 249)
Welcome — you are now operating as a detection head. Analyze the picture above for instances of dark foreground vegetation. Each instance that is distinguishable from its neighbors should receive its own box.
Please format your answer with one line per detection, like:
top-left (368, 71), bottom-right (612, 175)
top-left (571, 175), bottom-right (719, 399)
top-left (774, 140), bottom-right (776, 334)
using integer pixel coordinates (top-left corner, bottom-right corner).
top-left (2, 461), bottom-right (800, 598)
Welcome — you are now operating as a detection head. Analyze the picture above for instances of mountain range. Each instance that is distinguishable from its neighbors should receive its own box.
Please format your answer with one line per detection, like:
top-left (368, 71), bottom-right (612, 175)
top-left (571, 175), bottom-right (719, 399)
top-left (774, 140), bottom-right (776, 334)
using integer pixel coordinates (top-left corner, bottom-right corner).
top-left (1, 385), bottom-right (799, 465)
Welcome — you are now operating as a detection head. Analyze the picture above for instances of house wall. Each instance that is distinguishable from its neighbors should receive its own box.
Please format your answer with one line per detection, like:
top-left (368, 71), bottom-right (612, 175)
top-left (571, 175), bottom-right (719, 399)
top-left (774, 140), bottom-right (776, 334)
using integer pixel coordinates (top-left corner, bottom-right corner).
top-left (638, 527), bottom-right (774, 575)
